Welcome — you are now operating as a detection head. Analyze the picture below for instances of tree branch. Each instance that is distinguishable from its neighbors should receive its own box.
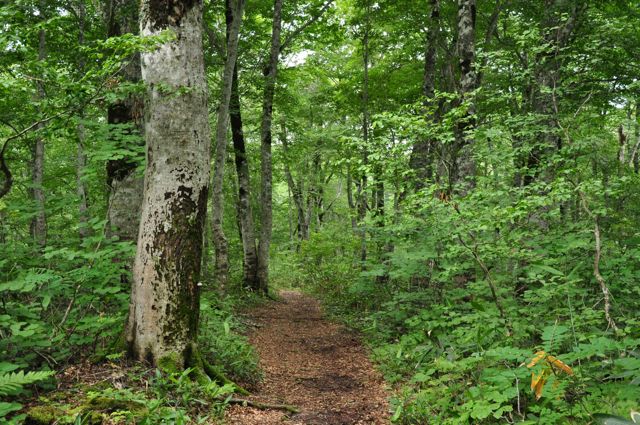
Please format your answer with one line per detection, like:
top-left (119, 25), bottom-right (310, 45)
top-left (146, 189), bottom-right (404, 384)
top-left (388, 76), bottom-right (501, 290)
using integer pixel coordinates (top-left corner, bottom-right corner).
top-left (576, 189), bottom-right (618, 331)
top-left (279, 0), bottom-right (334, 53)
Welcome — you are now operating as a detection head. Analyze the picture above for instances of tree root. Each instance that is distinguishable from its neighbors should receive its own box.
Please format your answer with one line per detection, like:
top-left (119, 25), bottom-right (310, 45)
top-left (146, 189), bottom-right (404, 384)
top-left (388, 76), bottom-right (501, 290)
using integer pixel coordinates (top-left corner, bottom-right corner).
top-left (202, 359), bottom-right (250, 396)
top-left (181, 343), bottom-right (250, 396)
top-left (227, 397), bottom-right (299, 413)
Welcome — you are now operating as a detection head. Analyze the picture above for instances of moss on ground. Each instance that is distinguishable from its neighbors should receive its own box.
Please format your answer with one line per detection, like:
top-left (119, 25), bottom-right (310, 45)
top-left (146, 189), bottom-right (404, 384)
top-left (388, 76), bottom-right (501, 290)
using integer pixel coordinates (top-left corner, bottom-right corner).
top-left (24, 405), bottom-right (66, 425)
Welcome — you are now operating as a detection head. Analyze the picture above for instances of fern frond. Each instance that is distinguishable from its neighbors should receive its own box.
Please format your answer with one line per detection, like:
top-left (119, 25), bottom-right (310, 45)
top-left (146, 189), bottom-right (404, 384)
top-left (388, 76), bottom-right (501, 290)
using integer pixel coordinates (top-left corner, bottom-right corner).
top-left (0, 370), bottom-right (54, 397)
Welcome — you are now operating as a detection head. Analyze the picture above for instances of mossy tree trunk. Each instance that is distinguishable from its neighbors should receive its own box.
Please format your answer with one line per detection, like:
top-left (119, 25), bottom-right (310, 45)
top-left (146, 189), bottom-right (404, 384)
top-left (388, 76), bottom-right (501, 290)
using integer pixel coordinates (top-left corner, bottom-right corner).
top-left (125, 0), bottom-right (211, 367)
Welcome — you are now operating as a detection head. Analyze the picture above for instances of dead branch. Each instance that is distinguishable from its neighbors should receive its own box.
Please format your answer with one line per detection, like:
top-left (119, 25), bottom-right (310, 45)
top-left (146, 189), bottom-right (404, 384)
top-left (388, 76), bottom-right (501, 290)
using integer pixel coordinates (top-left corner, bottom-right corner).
top-left (577, 190), bottom-right (618, 331)
top-left (227, 398), bottom-right (300, 414)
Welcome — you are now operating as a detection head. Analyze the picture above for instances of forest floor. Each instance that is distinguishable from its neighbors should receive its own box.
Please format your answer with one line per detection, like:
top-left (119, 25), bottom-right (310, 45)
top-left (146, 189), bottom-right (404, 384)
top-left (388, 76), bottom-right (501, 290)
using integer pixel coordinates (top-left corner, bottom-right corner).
top-left (225, 290), bottom-right (389, 425)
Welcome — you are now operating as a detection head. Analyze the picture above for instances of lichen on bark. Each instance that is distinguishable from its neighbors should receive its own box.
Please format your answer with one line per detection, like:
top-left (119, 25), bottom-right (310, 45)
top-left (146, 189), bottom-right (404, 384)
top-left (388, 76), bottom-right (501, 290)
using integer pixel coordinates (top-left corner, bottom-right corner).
top-left (126, 0), bottom-right (211, 368)
top-left (144, 0), bottom-right (199, 31)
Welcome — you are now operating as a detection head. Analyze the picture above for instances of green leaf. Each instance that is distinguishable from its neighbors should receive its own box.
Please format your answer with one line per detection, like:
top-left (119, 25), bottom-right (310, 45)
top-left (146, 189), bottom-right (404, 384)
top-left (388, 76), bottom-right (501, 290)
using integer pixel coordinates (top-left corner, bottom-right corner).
top-left (0, 402), bottom-right (22, 418)
top-left (391, 405), bottom-right (403, 422)
top-left (0, 370), bottom-right (54, 396)
top-left (530, 264), bottom-right (564, 276)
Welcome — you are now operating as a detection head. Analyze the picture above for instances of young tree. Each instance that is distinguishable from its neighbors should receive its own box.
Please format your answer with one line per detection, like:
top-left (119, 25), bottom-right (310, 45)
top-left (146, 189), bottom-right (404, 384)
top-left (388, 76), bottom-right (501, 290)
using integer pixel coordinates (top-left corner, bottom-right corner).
top-left (256, 0), bottom-right (283, 294)
top-left (211, 0), bottom-right (245, 290)
top-left (31, 0), bottom-right (47, 249)
top-left (230, 61), bottom-right (259, 289)
top-left (126, 0), bottom-right (211, 367)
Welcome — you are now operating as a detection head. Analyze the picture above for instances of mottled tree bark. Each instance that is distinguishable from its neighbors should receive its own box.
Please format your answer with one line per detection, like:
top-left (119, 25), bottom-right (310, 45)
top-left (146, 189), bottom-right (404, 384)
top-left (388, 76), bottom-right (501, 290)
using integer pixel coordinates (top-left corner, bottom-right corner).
top-left (409, 0), bottom-right (439, 191)
top-left (519, 1), bottom-right (582, 186)
top-left (126, 0), bottom-right (211, 367)
top-left (30, 0), bottom-right (47, 249)
top-left (451, 0), bottom-right (477, 192)
top-left (212, 0), bottom-right (245, 290)
top-left (257, 0), bottom-right (283, 294)
top-left (105, 0), bottom-right (144, 243)
top-left (230, 64), bottom-right (259, 289)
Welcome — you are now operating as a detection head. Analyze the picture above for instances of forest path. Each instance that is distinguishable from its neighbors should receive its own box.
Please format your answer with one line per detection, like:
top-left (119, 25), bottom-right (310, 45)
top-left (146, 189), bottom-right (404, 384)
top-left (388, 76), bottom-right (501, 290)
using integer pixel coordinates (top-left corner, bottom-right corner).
top-left (224, 290), bottom-right (389, 425)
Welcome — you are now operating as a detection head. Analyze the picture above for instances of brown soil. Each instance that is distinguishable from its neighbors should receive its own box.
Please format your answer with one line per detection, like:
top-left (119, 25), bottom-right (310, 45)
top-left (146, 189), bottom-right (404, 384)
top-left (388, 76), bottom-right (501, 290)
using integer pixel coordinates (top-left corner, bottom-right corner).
top-left (225, 290), bottom-right (389, 425)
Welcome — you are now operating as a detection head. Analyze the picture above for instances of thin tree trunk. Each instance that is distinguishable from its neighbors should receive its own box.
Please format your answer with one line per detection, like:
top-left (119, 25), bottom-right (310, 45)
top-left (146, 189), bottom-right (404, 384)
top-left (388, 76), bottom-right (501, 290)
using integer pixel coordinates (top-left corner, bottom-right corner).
top-left (577, 190), bottom-right (618, 331)
top-left (346, 169), bottom-right (357, 232)
top-left (631, 101), bottom-right (640, 172)
top-left (257, 0), bottom-right (283, 294)
top-left (359, 1), bottom-right (371, 264)
top-left (212, 0), bottom-right (245, 290)
top-left (31, 1), bottom-right (47, 249)
top-left (76, 0), bottom-right (89, 240)
top-left (230, 64), bottom-right (259, 290)
top-left (126, 0), bottom-right (211, 367)
top-left (281, 123), bottom-right (307, 243)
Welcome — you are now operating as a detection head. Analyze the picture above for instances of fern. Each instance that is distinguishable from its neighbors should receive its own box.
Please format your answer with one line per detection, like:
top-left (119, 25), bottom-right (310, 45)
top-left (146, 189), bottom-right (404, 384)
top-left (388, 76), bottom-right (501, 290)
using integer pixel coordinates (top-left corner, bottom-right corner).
top-left (0, 370), bottom-right (54, 397)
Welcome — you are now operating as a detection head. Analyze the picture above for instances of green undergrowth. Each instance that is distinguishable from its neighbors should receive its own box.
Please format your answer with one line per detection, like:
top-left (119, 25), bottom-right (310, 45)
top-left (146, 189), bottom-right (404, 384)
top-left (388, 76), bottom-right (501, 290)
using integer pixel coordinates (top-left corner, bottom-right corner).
top-left (21, 366), bottom-right (236, 425)
top-left (272, 219), bottom-right (640, 425)
top-left (2, 274), bottom-right (263, 424)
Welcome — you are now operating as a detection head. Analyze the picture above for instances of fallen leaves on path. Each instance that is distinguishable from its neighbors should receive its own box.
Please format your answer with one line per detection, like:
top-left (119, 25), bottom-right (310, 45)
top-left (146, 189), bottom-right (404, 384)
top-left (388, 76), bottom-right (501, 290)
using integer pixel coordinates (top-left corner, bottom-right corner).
top-left (225, 290), bottom-right (389, 425)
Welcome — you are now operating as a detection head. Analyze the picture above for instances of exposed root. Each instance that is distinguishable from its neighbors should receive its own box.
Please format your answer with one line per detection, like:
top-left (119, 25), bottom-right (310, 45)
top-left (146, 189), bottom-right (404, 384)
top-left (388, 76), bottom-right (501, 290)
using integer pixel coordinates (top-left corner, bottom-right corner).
top-left (202, 358), bottom-right (250, 396)
top-left (184, 342), bottom-right (250, 396)
top-left (227, 397), bottom-right (299, 413)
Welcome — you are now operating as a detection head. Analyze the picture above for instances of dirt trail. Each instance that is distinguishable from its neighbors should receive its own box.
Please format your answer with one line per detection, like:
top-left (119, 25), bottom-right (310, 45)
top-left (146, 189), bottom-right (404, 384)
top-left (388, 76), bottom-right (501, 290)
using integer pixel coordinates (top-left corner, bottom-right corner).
top-left (225, 290), bottom-right (389, 425)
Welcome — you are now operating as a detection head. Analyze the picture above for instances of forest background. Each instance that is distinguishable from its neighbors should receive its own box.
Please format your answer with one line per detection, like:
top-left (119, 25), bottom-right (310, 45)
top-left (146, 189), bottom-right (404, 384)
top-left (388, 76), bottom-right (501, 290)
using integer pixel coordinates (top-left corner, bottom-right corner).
top-left (1, 0), bottom-right (640, 424)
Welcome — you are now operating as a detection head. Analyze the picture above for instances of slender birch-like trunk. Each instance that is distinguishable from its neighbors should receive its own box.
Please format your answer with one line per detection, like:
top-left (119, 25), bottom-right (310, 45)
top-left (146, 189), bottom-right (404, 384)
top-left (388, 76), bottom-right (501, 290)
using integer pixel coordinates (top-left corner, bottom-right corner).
top-left (31, 0), bottom-right (47, 249)
top-left (358, 1), bottom-right (371, 264)
top-left (76, 0), bottom-right (89, 240)
top-left (257, 0), bottom-right (283, 294)
top-left (212, 0), bottom-right (245, 289)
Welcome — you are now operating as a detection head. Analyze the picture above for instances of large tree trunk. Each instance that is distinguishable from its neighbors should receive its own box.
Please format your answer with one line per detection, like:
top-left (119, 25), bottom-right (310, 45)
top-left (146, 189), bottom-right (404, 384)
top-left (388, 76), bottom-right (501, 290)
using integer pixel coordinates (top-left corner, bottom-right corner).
top-left (257, 0), bottom-right (283, 294)
top-left (409, 0), bottom-right (439, 191)
top-left (31, 2), bottom-right (47, 249)
top-left (105, 0), bottom-right (144, 243)
top-left (212, 0), bottom-right (245, 290)
top-left (230, 65), bottom-right (259, 289)
top-left (519, 1), bottom-right (582, 186)
top-left (451, 0), bottom-right (477, 192)
top-left (126, 0), bottom-right (211, 367)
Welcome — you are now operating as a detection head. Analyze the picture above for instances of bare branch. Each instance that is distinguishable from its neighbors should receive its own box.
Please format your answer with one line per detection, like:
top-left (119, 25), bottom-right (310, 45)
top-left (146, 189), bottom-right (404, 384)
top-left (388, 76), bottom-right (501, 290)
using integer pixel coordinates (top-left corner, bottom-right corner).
top-left (577, 189), bottom-right (618, 331)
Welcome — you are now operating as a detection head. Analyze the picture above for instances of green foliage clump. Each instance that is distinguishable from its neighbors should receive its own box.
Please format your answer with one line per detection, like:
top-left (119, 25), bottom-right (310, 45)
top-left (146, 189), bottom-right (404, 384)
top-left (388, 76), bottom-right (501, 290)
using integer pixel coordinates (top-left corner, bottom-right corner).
top-left (197, 293), bottom-right (263, 386)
